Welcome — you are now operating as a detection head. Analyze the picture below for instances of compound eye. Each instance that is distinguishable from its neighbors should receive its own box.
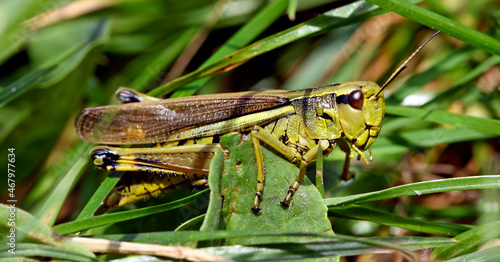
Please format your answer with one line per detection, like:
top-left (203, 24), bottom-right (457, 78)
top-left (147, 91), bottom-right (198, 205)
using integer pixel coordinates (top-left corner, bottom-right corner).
top-left (348, 89), bottom-right (364, 110)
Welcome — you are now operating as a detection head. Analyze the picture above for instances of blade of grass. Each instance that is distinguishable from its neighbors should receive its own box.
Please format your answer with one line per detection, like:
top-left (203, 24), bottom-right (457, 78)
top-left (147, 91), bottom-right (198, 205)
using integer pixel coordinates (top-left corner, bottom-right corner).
top-left (386, 48), bottom-right (473, 105)
top-left (0, 205), bottom-right (95, 258)
top-left (0, 66), bottom-right (53, 107)
top-left (32, 149), bottom-right (89, 226)
top-left (281, 25), bottom-right (357, 90)
top-left (324, 175), bottom-right (500, 206)
top-left (28, 142), bottom-right (93, 225)
top-left (287, 0), bottom-right (298, 21)
top-left (432, 220), bottom-right (500, 259)
top-left (372, 128), bottom-right (496, 159)
top-left (0, 33), bottom-right (90, 107)
top-left (423, 55), bottom-right (500, 108)
top-left (0, 244), bottom-right (97, 262)
top-left (174, 214), bottom-right (206, 231)
top-left (316, 143), bottom-right (325, 198)
top-left (365, 0), bottom-right (500, 56)
top-left (53, 189), bottom-right (208, 235)
top-left (385, 106), bottom-right (500, 135)
top-left (328, 204), bottom-right (469, 236)
top-left (70, 237), bottom-right (225, 261)
top-left (75, 172), bottom-right (122, 221)
top-left (31, 19), bottom-right (109, 88)
top-left (444, 246), bottom-right (500, 262)
top-left (200, 236), bottom-right (453, 260)
top-left (94, 230), bottom-right (330, 244)
top-left (90, 230), bottom-right (450, 254)
top-left (128, 29), bottom-right (197, 90)
top-left (0, 106), bottom-right (30, 142)
top-left (21, 142), bottom-right (86, 209)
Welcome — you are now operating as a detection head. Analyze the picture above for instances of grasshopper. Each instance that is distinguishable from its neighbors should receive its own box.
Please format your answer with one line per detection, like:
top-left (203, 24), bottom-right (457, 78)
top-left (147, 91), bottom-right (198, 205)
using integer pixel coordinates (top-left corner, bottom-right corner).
top-left (76, 31), bottom-right (439, 213)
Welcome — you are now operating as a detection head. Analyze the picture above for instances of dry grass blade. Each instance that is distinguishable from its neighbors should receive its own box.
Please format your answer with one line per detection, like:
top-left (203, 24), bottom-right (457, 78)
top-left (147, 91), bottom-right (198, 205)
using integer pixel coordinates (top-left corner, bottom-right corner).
top-left (71, 237), bottom-right (232, 262)
top-left (25, 0), bottom-right (117, 30)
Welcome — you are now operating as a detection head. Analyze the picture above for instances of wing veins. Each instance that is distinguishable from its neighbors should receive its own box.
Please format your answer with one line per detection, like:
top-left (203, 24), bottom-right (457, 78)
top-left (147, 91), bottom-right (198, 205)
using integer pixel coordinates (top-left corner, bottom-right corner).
top-left (76, 91), bottom-right (290, 144)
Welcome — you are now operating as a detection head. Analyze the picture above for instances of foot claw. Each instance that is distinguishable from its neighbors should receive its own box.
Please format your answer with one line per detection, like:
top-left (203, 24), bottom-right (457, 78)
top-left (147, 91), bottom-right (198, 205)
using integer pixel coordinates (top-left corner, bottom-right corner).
top-left (251, 207), bottom-right (261, 214)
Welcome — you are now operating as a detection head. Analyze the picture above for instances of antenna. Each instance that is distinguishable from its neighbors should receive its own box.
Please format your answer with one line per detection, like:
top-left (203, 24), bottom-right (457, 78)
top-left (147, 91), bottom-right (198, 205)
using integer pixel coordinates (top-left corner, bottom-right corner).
top-left (375, 30), bottom-right (441, 97)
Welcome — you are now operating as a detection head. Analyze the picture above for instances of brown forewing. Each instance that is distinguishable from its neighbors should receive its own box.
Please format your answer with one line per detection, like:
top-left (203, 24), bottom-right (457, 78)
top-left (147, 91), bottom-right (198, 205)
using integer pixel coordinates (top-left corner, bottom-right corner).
top-left (75, 90), bottom-right (289, 144)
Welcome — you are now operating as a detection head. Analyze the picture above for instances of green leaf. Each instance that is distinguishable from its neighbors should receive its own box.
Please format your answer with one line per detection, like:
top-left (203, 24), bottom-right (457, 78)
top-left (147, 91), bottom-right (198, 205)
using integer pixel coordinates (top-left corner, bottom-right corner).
top-left (219, 133), bottom-right (333, 245)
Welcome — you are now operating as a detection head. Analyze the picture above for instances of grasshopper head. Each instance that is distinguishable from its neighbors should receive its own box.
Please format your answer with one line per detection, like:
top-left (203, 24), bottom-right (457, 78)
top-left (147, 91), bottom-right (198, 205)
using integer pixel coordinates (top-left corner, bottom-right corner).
top-left (336, 81), bottom-right (385, 151)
